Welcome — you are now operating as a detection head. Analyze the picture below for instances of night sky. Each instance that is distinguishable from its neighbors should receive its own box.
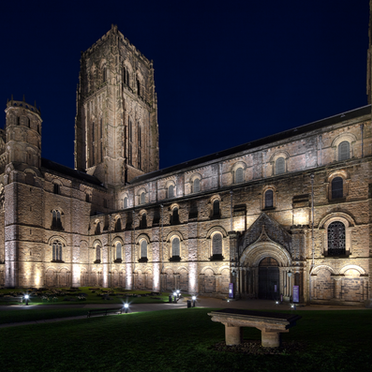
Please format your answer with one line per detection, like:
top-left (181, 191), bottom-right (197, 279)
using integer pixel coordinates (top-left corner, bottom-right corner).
top-left (0, 0), bottom-right (369, 171)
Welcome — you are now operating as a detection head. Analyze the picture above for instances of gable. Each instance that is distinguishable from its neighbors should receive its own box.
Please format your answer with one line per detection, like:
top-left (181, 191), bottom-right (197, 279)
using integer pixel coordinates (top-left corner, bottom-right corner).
top-left (239, 213), bottom-right (292, 254)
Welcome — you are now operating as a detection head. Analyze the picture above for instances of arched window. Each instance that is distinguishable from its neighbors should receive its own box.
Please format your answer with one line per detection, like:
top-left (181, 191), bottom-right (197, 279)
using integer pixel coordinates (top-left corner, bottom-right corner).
top-left (95, 222), bottom-right (101, 235)
top-left (172, 237), bottom-right (180, 257)
top-left (211, 233), bottom-right (223, 261)
top-left (123, 66), bottom-right (130, 86)
top-left (212, 200), bottom-right (220, 218)
top-left (95, 245), bottom-right (101, 263)
top-left (338, 141), bottom-right (350, 161)
top-left (52, 210), bottom-right (62, 229)
top-left (265, 190), bottom-right (274, 208)
top-left (123, 197), bottom-right (128, 209)
top-left (168, 185), bottom-right (175, 198)
top-left (327, 221), bottom-right (346, 256)
top-left (275, 157), bottom-right (285, 175)
top-left (116, 243), bottom-right (122, 261)
top-left (140, 192), bottom-right (145, 205)
top-left (102, 66), bottom-right (107, 83)
top-left (193, 178), bottom-right (200, 193)
top-left (139, 240), bottom-right (148, 262)
top-left (52, 241), bottom-right (62, 262)
top-left (331, 177), bottom-right (343, 199)
top-left (115, 218), bottom-right (121, 232)
top-left (140, 213), bottom-right (147, 229)
top-left (53, 183), bottom-right (60, 195)
top-left (235, 167), bottom-right (243, 183)
top-left (171, 207), bottom-right (179, 225)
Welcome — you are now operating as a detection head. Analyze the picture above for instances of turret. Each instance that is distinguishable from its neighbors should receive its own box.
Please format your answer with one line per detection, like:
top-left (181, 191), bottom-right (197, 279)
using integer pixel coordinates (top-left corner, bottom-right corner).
top-left (4, 97), bottom-right (42, 173)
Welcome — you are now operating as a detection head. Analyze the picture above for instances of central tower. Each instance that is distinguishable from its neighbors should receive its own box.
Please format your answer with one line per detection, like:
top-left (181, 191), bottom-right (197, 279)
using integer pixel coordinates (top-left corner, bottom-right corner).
top-left (74, 25), bottom-right (159, 187)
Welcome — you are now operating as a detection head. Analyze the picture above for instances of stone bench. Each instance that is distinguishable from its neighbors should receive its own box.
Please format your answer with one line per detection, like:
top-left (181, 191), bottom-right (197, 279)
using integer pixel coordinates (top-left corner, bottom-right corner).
top-left (208, 308), bottom-right (301, 348)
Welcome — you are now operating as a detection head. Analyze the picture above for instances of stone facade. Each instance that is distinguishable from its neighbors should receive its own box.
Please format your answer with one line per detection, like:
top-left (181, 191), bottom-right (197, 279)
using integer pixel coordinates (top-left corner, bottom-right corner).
top-left (0, 19), bottom-right (372, 305)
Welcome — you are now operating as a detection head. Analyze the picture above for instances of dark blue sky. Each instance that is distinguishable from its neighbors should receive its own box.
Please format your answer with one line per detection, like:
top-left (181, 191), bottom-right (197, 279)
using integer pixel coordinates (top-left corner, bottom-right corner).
top-left (0, 0), bottom-right (369, 170)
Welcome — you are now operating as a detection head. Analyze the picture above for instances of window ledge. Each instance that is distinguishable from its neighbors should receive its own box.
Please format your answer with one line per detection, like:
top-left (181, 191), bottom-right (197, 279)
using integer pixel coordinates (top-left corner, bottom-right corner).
top-left (138, 257), bottom-right (148, 263)
top-left (94, 260), bottom-right (101, 264)
top-left (114, 259), bottom-right (122, 264)
top-left (323, 251), bottom-right (350, 258)
top-left (262, 207), bottom-right (275, 211)
top-left (169, 256), bottom-right (181, 262)
top-left (209, 254), bottom-right (224, 261)
top-left (210, 214), bottom-right (221, 220)
top-left (328, 197), bottom-right (346, 204)
top-left (51, 260), bottom-right (64, 263)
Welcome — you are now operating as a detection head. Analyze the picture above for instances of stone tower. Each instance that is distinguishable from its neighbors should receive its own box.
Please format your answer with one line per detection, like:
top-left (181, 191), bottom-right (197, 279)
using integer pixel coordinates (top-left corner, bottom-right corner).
top-left (367, 0), bottom-right (372, 103)
top-left (74, 25), bottom-right (159, 187)
top-left (4, 99), bottom-right (43, 287)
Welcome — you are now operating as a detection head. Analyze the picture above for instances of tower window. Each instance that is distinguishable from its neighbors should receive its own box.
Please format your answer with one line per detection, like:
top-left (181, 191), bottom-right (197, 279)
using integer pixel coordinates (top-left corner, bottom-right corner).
top-left (168, 185), bottom-right (175, 198)
top-left (331, 177), bottom-right (343, 199)
top-left (123, 197), bottom-right (128, 209)
top-left (170, 237), bottom-right (181, 261)
top-left (171, 207), bottom-right (179, 225)
top-left (139, 240), bottom-right (148, 262)
top-left (275, 157), bottom-right (285, 175)
top-left (327, 221), bottom-right (346, 256)
top-left (115, 218), bottom-right (122, 232)
top-left (52, 210), bottom-right (62, 229)
top-left (265, 190), bottom-right (274, 208)
top-left (338, 141), bottom-right (350, 161)
top-left (212, 200), bottom-right (220, 218)
top-left (52, 240), bottom-right (63, 262)
top-left (95, 245), bottom-right (101, 263)
top-left (210, 233), bottom-right (223, 261)
top-left (235, 167), bottom-right (243, 183)
top-left (193, 178), bottom-right (200, 193)
top-left (140, 213), bottom-right (147, 229)
top-left (115, 242), bottom-right (122, 262)
top-left (53, 183), bottom-right (60, 195)
top-left (140, 192), bottom-right (146, 205)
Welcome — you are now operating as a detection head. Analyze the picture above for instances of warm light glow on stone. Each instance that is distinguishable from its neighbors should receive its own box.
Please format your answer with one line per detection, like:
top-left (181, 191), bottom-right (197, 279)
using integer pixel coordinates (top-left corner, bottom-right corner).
top-left (233, 217), bottom-right (245, 231)
top-left (294, 209), bottom-right (308, 225)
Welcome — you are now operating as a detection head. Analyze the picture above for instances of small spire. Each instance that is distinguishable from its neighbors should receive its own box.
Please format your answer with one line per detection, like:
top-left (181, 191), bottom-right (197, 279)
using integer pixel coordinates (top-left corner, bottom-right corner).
top-left (34, 100), bottom-right (37, 108)
top-left (23, 94), bottom-right (25, 102)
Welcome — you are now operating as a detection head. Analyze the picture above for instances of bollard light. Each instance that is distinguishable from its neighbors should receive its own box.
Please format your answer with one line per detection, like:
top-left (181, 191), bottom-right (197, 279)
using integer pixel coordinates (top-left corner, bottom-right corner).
top-left (275, 301), bottom-right (279, 305)
top-left (173, 292), bottom-right (177, 303)
top-left (124, 303), bottom-right (129, 313)
top-left (24, 294), bottom-right (29, 306)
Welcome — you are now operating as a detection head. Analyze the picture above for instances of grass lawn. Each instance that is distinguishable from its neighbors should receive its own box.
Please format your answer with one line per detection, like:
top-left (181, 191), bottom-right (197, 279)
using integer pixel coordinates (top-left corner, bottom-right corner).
top-left (0, 308), bottom-right (371, 371)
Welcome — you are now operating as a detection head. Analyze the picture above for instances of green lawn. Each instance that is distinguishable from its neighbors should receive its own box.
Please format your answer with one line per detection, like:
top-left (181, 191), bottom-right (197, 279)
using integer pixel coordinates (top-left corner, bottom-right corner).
top-left (0, 309), bottom-right (371, 371)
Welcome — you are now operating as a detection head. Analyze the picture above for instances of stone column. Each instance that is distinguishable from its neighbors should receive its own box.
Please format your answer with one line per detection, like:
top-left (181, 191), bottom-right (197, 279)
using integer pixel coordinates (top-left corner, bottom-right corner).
top-left (332, 275), bottom-right (343, 299)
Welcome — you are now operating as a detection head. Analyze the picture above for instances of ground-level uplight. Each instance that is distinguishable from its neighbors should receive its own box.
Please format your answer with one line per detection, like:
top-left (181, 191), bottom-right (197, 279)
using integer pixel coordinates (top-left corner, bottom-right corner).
top-left (192, 295), bottom-right (196, 307)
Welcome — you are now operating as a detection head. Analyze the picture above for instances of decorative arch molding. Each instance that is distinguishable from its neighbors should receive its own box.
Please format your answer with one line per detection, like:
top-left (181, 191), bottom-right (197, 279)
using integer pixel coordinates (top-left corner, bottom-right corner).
top-left (311, 264), bottom-right (336, 275)
top-left (210, 194), bottom-right (221, 204)
top-left (339, 265), bottom-right (366, 276)
top-left (24, 168), bottom-right (37, 176)
top-left (137, 187), bottom-right (147, 196)
top-left (318, 212), bottom-right (356, 229)
top-left (206, 225), bottom-right (228, 239)
top-left (331, 132), bottom-right (357, 148)
top-left (92, 239), bottom-right (103, 247)
top-left (136, 233), bottom-right (151, 244)
top-left (169, 203), bottom-right (180, 211)
top-left (79, 240), bottom-right (88, 249)
top-left (218, 265), bottom-right (231, 274)
top-left (200, 266), bottom-right (217, 275)
top-left (327, 169), bottom-right (350, 182)
top-left (112, 236), bottom-right (124, 246)
top-left (177, 265), bottom-right (189, 273)
top-left (189, 172), bottom-right (202, 183)
top-left (269, 150), bottom-right (290, 164)
top-left (165, 179), bottom-right (176, 188)
top-left (240, 241), bottom-right (291, 267)
top-left (231, 160), bottom-right (248, 172)
top-left (47, 235), bottom-right (67, 246)
top-left (165, 230), bottom-right (184, 242)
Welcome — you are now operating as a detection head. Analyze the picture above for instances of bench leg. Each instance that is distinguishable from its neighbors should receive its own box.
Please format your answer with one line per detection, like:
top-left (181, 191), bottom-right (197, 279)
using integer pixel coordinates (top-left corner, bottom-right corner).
top-left (261, 330), bottom-right (280, 348)
top-left (225, 325), bottom-right (242, 345)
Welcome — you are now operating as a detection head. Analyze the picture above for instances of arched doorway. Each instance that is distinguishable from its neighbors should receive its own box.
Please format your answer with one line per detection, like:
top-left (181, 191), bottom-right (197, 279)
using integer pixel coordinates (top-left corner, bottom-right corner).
top-left (258, 257), bottom-right (279, 300)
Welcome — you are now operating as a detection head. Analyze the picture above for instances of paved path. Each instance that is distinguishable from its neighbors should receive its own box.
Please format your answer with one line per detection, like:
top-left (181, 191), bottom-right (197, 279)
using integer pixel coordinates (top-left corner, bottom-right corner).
top-left (0, 297), bottom-right (368, 329)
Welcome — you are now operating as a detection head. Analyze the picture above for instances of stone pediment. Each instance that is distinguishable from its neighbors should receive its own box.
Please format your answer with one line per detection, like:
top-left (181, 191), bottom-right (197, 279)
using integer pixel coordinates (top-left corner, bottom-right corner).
top-left (239, 213), bottom-right (292, 254)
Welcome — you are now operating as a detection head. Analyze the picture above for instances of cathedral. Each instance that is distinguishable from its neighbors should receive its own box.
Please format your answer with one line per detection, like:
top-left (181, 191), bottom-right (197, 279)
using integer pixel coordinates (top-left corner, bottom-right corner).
top-left (1, 7), bottom-right (372, 305)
